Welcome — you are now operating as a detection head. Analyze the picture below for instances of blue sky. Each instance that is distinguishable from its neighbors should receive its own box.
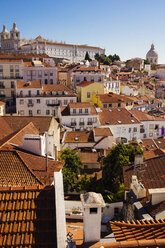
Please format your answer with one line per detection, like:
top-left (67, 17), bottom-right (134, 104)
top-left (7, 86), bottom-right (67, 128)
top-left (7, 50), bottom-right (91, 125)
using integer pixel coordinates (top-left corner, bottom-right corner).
top-left (1, 0), bottom-right (165, 63)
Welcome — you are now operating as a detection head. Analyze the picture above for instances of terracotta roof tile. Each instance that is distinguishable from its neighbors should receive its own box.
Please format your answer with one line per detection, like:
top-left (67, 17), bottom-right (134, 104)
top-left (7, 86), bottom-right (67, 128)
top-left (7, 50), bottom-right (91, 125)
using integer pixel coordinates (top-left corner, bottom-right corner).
top-left (77, 81), bottom-right (95, 87)
top-left (94, 127), bottom-right (113, 136)
top-left (2, 116), bottom-right (52, 135)
top-left (42, 84), bottom-right (75, 95)
top-left (98, 93), bottom-right (132, 103)
top-left (65, 131), bottom-right (94, 143)
top-left (17, 80), bottom-right (41, 88)
top-left (130, 109), bottom-right (165, 121)
top-left (99, 108), bottom-right (140, 125)
top-left (0, 150), bottom-right (43, 187)
top-left (123, 155), bottom-right (165, 191)
top-left (0, 186), bottom-right (57, 247)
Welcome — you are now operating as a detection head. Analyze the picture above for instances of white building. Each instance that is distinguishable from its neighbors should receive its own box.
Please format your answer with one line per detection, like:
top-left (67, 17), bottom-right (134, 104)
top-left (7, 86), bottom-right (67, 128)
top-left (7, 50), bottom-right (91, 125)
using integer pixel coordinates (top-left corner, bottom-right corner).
top-left (104, 80), bottom-right (120, 94)
top-left (0, 101), bottom-right (5, 115)
top-left (130, 109), bottom-right (165, 139)
top-left (59, 102), bottom-right (99, 131)
top-left (73, 67), bottom-right (107, 86)
top-left (99, 108), bottom-right (141, 143)
top-left (156, 65), bottom-right (165, 79)
top-left (16, 81), bottom-right (77, 116)
top-left (121, 85), bottom-right (138, 96)
top-left (23, 60), bottom-right (57, 85)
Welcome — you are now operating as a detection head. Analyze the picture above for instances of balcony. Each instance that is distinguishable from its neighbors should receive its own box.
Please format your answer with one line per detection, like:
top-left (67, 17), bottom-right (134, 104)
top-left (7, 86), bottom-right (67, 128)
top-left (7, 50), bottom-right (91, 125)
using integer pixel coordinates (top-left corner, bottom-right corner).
top-left (71, 122), bottom-right (76, 127)
top-left (47, 103), bottom-right (60, 107)
top-left (1, 76), bottom-right (23, 79)
top-left (87, 122), bottom-right (93, 125)
top-left (27, 103), bottom-right (34, 107)
top-left (0, 85), bottom-right (5, 88)
top-left (79, 122), bottom-right (85, 126)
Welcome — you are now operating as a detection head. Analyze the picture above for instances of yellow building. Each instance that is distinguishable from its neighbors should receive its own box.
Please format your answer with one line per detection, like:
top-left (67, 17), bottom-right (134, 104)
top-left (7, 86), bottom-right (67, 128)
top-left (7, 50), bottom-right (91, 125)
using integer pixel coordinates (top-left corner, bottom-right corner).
top-left (76, 81), bottom-right (104, 103)
top-left (0, 59), bottom-right (23, 112)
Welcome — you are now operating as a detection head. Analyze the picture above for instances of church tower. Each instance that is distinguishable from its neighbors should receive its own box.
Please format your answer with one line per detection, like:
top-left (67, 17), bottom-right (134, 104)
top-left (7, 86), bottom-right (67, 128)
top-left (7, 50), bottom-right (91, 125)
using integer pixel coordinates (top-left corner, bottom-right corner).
top-left (146, 44), bottom-right (158, 65)
top-left (0, 23), bottom-right (20, 52)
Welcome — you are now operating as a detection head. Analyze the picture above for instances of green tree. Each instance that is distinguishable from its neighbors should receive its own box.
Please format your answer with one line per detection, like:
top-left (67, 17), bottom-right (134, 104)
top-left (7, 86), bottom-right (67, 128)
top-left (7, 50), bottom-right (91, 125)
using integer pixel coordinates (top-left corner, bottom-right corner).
top-left (60, 148), bottom-right (83, 192)
top-left (102, 143), bottom-right (143, 192)
top-left (144, 59), bottom-right (150, 65)
top-left (85, 51), bottom-right (92, 61)
top-left (112, 54), bottom-right (120, 62)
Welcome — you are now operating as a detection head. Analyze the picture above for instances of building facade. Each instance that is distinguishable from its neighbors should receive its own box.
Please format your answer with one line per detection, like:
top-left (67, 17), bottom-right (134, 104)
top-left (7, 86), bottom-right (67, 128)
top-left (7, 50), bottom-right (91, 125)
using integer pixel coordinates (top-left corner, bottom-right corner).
top-left (0, 23), bottom-right (105, 63)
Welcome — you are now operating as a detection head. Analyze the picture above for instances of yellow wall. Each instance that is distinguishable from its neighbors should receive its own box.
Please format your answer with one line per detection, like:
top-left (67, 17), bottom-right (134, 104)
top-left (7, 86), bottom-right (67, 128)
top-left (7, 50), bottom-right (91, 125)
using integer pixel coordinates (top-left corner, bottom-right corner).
top-left (77, 82), bottom-right (104, 103)
top-left (0, 61), bottom-right (22, 99)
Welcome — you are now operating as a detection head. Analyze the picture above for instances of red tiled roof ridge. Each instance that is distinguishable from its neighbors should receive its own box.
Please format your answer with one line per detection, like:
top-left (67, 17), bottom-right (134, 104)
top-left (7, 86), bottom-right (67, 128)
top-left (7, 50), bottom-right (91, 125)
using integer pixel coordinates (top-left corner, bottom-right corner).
top-left (103, 239), bottom-right (165, 248)
top-left (110, 219), bottom-right (165, 228)
top-left (0, 121), bottom-right (37, 148)
top-left (0, 185), bottom-right (48, 191)
top-left (15, 150), bottom-right (44, 185)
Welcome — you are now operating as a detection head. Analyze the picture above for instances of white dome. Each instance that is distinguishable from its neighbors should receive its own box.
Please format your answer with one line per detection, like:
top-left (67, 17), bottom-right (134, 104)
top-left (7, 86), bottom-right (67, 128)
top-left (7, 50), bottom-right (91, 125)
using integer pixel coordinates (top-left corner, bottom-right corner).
top-left (146, 44), bottom-right (158, 58)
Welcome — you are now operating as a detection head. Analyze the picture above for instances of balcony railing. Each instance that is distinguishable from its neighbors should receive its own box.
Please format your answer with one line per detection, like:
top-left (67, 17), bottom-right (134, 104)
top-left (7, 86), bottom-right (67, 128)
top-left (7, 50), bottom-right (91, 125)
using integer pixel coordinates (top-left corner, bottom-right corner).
top-left (27, 103), bottom-right (34, 107)
top-left (0, 76), bottom-right (23, 79)
top-left (71, 122), bottom-right (76, 126)
top-left (47, 103), bottom-right (60, 107)
top-left (0, 85), bottom-right (5, 88)
top-left (79, 122), bottom-right (85, 126)
top-left (87, 122), bottom-right (93, 125)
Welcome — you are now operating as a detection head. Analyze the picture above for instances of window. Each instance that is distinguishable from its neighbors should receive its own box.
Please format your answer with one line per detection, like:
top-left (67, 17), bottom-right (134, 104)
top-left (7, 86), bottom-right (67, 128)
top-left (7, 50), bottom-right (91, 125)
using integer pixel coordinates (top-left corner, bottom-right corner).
top-left (20, 99), bottom-right (24, 104)
top-left (79, 108), bottom-right (82, 114)
top-left (10, 65), bottom-right (14, 72)
top-left (46, 110), bottom-right (50, 115)
top-left (64, 100), bottom-right (68, 105)
top-left (155, 124), bottom-right (159, 130)
top-left (37, 109), bottom-right (41, 114)
top-left (15, 65), bottom-right (19, 72)
top-left (11, 81), bottom-right (15, 88)
top-left (45, 79), bottom-right (48, 84)
top-left (38, 71), bottom-right (42, 77)
top-left (11, 91), bottom-right (15, 97)
top-left (36, 99), bottom-right (40, 103)
top-left (103, 104), bottom-right (107, 108)
top-left (73, 108), bottom-right (76, 114)
top-left (87, 92), bottom-right (90, 98)
top-left (118, 103), bottom-right (121, 107)
top-left (37, 90), bottom-right (40, 95)
top-left (28, 99), bottom-right (32, 104)
top-left (46, 100), bottom-right (49, 104)
top-left (129, 128), bottom-right (131, 133)
top-left (44, 71), bottom-right (48, 76)
top-left (20, 110), bottom-right (24, 116)
top-left (133, 127), bottom-right (137, 132)
top-left (0, 82), bottom-right (4, 88)
top-left (90, 208), bottom-right (97, 214)
top-left (109, 104), bottom-right (112, 107)
top-left (50, 79), bottom-right (53, 84)
top-left (85, 108), bottom-right (88, 113)
top-left (50, 71), bottom-right (53, 76)
top-left (27, 71), bottom-right (31, 76)
top-left (0, 66), bottom-right (3, 72)
top-left (84, 77), bottom-right (87, 81)
top-left (29, 110), bottom-right (33, 116)
top-left (32, 71), bottom-right (36, 76)
top-left (0, 73), bottom-right (3, 79)
top-left (28, 90), bottom-right (31, 97)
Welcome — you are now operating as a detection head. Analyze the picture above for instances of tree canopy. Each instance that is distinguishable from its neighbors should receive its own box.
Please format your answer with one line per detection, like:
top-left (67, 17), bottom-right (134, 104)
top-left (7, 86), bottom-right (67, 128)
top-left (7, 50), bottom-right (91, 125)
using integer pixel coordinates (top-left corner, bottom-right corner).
top-left (85, 51), bottom-right (92, 61)
top-left (60, 148), bottom-right (83, 192)
top-left (95, 53), bottom-right (120, 65)
top-left (102, 143), bottom-right (143, 192)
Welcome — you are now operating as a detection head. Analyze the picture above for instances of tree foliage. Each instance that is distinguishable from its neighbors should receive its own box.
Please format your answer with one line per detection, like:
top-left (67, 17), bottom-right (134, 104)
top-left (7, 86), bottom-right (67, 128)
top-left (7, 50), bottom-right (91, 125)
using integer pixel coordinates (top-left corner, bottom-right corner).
top-left (102, 143), bottom-right (143, 192)
top-left (60, 148), bottom-right (83, 192)
top-left (85, 51), bottom-right (92, 61)
top-left (95, 53), bottom-right (120, 65)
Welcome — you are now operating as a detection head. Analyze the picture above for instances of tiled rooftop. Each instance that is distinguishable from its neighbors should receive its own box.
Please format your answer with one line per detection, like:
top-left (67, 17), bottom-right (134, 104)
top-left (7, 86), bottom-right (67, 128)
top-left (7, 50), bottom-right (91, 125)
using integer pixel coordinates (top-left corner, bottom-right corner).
top-left (99, 108), bottom-right (140, 125)
top-left (0, 150), bottom-right (43, 187)
top-left (110, 219), bottom-right (165, 242)
top-left (94, 127), bottom-right (113, 136)
top-left (17, 81), bottom-right (41, 88)
top-left (42, 84), bottom-right (75, 95)
top-left (130, 109), bottom-right (165, 121)
top-left (65, 131), bottom-right (94, 143)
top-left (123, 155), bottom-right (165, 191)
top-left (0, 186), bottom-right (57, 247)
top-left (98, 93), bottom-right (132, 103)
top-left (2, 116), bottom-right (52, 135)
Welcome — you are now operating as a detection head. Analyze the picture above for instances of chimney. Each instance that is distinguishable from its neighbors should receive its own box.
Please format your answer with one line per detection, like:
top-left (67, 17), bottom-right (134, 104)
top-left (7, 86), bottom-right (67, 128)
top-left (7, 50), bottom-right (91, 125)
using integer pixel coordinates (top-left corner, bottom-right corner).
top-left (80, 192), bottom-right (105, 243)
top-left (130, 175), bottom-right (146, 199)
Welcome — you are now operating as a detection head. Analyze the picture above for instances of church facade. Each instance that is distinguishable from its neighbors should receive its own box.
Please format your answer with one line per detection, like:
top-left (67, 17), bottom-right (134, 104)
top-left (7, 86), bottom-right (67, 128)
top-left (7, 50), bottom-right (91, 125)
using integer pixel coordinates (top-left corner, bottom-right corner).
top-left (0, 23), bottom-right (105, 63)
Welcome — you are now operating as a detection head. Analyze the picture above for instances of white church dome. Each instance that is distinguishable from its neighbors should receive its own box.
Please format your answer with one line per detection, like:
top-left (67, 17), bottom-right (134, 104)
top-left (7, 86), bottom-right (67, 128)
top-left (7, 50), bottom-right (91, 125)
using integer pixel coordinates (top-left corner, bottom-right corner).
top-left (146, 44), bottom-right (158, 58)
